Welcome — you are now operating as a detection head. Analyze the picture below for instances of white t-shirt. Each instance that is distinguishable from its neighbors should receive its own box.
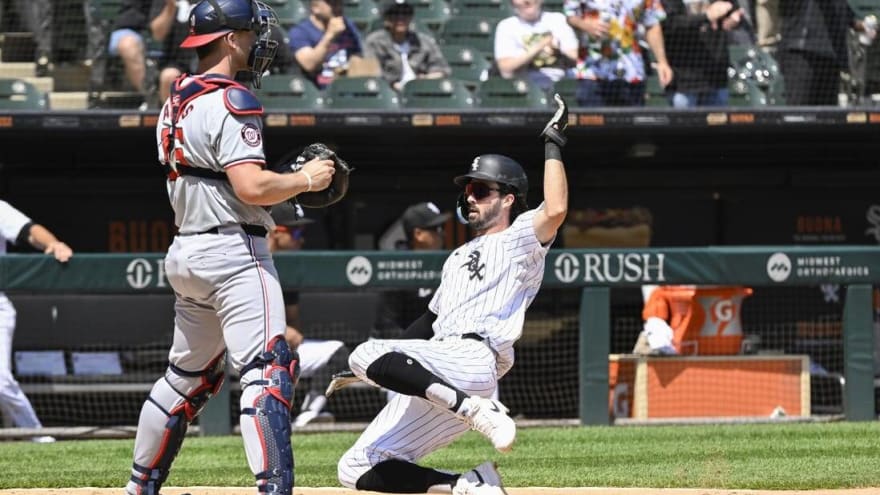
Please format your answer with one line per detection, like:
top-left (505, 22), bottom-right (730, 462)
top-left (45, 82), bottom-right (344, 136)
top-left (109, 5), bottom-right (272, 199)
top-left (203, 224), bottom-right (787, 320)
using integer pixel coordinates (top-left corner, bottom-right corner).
top-left (0, 200), bottom-right (31, 255)
top-left (494, 11), bottom-right (578, 82)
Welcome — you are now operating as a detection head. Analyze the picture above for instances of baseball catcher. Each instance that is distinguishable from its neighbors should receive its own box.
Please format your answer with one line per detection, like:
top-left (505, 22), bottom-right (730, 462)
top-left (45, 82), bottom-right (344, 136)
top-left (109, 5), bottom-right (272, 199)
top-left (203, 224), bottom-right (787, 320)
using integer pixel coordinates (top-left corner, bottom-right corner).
top-left (275, 143), bottom-right (352, 208)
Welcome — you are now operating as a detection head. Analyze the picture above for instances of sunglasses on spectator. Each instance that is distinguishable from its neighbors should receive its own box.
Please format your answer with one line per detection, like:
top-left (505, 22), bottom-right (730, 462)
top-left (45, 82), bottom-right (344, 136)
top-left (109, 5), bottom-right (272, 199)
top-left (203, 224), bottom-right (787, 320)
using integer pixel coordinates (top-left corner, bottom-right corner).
top-left (465, 182), bottom-right (502, 200)
top-left (275, 225), bottom-right (305, 240)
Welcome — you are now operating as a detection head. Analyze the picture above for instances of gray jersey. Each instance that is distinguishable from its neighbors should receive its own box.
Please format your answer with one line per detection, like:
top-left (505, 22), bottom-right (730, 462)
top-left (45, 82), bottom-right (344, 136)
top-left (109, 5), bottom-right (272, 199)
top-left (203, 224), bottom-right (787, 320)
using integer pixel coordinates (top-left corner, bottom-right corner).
top-left (156, 78), bottom-right (274, 234)
top-left (428, 205), bottom-right (550, 376)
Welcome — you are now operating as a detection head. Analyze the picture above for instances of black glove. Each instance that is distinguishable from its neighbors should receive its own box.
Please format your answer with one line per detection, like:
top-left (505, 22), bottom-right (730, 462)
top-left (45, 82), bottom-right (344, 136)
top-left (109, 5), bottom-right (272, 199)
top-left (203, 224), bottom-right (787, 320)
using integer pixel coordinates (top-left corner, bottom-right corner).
top-left (277, 143), bottom-right (353, 208)
top-left (540, 93), bottom-right (569, 149)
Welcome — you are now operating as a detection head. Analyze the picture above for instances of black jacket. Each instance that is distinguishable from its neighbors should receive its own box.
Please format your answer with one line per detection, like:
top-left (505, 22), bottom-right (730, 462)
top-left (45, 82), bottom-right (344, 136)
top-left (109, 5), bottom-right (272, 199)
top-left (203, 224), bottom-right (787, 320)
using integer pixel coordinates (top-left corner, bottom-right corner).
top-left (780, 0), bottom-right (854, 67)
top-left (661, 0), bottom-right (731, 92)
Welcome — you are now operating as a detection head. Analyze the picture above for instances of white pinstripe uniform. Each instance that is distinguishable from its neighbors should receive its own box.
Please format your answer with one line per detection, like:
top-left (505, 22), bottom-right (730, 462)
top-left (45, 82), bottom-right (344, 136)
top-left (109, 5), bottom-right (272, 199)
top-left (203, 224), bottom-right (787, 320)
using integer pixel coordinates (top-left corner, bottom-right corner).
top-left (340, 205), bottom-right (550, 487)
top-left (0, 201), bottom-right (45, 429)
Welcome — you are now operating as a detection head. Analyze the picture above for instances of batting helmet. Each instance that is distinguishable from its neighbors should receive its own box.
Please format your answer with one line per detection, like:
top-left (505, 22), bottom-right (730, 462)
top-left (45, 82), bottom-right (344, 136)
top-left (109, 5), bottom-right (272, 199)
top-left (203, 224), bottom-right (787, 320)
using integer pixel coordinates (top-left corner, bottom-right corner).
top-left (453, 154), bottom-right (528, 193)
top-left (454, 154), bottom-right (529, 225)
top-left (180, 0), bottom-right (279, 87)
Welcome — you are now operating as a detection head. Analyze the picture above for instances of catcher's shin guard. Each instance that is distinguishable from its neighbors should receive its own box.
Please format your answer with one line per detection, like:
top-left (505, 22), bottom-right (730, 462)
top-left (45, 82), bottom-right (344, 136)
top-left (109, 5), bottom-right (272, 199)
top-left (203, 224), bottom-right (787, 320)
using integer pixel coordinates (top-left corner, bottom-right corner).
top-left (240, 335), bottom-right (299, 494)
top-left (126, 354), bottom-right (226, 495)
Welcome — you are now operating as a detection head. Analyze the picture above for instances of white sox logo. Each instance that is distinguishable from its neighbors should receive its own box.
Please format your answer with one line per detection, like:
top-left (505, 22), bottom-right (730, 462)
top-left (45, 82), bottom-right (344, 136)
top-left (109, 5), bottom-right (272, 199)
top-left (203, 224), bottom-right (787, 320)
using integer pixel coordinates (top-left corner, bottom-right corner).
top-left (346, 256), bottom-right (373, 286)
top-left (471, 157), bottom-right (480, 171)
top-left (461, 250), bottom-right (486, 280)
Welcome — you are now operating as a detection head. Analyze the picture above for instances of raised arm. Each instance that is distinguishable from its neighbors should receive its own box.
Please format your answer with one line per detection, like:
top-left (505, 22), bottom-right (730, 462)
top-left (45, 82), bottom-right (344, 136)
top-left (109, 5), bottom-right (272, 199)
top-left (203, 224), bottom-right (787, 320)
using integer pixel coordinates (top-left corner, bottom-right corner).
top-left (533, 94), bottom-right (569, 245)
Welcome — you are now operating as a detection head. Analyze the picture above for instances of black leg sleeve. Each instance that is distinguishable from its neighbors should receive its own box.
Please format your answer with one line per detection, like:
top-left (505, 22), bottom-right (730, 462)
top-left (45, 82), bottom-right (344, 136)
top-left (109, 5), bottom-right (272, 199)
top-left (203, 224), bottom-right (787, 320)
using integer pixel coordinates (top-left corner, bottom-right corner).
top-left (356, 459), bottom-right (457, 493)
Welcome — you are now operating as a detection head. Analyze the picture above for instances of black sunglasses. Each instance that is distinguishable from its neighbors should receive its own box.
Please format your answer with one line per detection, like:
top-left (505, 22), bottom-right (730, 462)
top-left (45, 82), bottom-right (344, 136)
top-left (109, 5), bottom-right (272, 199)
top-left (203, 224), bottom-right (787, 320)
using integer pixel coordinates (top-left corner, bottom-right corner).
top-left (465, 182), bottom-right (501, 200)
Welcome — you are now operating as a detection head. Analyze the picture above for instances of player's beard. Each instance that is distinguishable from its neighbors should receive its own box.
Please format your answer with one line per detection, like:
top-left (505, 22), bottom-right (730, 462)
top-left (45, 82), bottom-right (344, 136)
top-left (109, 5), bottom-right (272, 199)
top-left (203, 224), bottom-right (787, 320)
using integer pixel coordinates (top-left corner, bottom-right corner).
top-left (468, 200), bottom-right (502, 232)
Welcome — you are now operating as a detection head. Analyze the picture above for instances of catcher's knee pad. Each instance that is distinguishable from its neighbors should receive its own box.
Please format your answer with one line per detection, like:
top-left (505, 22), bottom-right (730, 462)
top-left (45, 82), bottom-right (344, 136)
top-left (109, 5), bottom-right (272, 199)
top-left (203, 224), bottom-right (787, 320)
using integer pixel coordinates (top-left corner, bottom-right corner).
top-left (240, 336), bottom-right (299, 494)
top-left (127, 354), bottom-right (225, 495)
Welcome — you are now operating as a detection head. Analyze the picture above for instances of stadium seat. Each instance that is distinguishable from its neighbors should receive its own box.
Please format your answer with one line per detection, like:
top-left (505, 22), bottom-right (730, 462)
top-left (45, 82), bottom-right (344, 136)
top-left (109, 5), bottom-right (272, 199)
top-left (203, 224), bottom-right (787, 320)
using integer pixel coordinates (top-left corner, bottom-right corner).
top-left (440, 44), bottom-right (491, 86)
top-left (410, 0), bottom-right (452, 34)
top-left (550, 78), bottom-right (578, 105)
top-left (728, 78), bottom-right (769, 107)
top-left (542, 0), bottom-right (565, 13)
top-left (448, 0), bottom-right (514, 19)
top-left (848, 0), bottom-right (880, 16)
top-left (476, 77), bottom-right (548, 108)
top-left (401, 78), bottom-right (476, 108)
top-left (342, 0), bottom-right (381, 33)
top-left (439, 16), bottom-right (498, 60)
top-left (255, 74), bottom-right (324, 110)
top-left (728, 44), bottom-right (785, 106)
top-left (324, 76), bottom-right (401, 108)
top-left (0, 78), bottom-right (47, 110)
top-left (266, 0), bottom-right (309, 27)
top-left (644, 75), bottom-right (670, 107)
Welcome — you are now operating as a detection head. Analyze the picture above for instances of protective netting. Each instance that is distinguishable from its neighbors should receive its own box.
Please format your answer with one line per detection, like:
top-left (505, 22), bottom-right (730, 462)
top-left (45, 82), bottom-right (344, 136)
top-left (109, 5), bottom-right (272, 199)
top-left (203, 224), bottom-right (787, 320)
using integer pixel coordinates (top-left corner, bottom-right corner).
top-left (4, 284), bottom-right (871, 435)
top-left (0, 0), bottom-right (878, 110)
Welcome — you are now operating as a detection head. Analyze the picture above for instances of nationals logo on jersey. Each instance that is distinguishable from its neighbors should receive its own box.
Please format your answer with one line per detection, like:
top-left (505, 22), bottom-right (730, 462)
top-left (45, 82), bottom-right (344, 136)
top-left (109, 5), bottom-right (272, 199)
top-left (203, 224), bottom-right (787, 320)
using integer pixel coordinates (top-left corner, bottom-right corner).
top-left (241, 123), bottom-right (262, 147)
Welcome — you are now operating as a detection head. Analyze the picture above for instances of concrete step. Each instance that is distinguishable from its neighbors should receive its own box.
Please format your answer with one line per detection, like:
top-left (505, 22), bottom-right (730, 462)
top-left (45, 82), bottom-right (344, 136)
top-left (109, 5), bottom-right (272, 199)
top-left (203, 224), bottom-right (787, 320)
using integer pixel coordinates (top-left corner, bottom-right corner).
top-left (22, 76), bottom-right (53, 93)
top-left (48, 91), bottom-right (88, 110)
top-left (0, 61), bottom-right (38, 78)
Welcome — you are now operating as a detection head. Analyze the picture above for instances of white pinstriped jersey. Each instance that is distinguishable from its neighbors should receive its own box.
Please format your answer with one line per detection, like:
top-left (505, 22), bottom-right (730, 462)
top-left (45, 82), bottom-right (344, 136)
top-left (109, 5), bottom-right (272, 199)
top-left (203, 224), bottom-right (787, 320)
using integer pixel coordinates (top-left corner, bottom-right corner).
top-left (156, 76), bottom-right (274, 234)
top-left (0, 200), bottom-right (30, 255)
top-left (428, 205), bottom-right (550, 377)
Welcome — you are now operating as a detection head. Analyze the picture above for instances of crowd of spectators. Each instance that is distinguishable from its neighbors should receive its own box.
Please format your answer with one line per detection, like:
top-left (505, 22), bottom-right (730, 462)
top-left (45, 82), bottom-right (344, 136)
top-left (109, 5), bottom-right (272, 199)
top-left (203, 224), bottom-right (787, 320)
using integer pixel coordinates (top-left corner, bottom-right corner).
top-left (0, 0), bottom-right (877, 108)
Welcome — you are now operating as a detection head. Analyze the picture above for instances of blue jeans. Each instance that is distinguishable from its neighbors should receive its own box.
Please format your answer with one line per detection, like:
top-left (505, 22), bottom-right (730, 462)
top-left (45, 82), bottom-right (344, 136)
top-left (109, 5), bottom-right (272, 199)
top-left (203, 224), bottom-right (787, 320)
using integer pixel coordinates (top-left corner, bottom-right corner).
top-left (575, 79), bottom-right (646, 107)
top-left (669, 88), bottom-right (729, 108)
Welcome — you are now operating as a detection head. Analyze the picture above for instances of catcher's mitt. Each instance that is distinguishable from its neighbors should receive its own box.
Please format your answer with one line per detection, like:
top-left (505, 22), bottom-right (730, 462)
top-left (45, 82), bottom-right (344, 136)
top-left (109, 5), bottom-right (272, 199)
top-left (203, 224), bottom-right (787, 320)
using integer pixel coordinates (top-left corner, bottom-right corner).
top-left (278, 143), bottom-right (352, 208)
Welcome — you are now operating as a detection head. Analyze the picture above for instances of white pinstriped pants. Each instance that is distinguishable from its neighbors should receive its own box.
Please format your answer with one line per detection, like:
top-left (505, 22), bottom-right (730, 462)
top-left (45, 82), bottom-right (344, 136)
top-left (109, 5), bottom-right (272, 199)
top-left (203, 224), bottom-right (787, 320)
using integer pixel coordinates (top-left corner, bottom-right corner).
top-left (338, 337), bottom-right (498, 488)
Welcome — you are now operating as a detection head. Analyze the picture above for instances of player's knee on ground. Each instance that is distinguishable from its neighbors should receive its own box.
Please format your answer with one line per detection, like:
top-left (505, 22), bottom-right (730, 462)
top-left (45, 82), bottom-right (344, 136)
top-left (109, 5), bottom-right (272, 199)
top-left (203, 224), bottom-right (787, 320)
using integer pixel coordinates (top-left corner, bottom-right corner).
top-left (240, 336), bottom-right (298, 494)
top-left (337, 444), bottom-right (367, 489)
top-left (339, 449), bottom-right (458, 493)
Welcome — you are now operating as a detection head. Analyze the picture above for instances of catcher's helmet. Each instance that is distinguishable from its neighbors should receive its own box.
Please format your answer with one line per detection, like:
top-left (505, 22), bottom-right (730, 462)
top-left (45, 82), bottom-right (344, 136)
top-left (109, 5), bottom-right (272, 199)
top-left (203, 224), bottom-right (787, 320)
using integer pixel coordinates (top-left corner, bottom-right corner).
top-left (454, 154), bottom-right (529, 225)
top-left (454, 154), bottom-right (528, 193)
top-left (181, 0), bottom-right (279, 87)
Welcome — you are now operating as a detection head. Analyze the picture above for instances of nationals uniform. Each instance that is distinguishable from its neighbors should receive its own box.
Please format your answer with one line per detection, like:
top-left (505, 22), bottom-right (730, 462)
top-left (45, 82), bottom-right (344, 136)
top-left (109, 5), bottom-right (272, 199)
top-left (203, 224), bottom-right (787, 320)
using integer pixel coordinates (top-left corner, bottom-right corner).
top-left (0, 201), bottom-right (45, 429)
top-left (125, 2), bottom-right (298, 494)
top-left (339, 205), bottom-right (550, 487)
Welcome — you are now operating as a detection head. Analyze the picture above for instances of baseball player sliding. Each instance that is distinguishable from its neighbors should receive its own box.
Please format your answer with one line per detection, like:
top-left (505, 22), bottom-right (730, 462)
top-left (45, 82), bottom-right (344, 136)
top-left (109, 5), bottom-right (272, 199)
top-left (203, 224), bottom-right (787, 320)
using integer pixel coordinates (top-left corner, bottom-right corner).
top-left (335, 94), bottom-right (570, 495)
top-left (125, 2), bottom-right (338, 495)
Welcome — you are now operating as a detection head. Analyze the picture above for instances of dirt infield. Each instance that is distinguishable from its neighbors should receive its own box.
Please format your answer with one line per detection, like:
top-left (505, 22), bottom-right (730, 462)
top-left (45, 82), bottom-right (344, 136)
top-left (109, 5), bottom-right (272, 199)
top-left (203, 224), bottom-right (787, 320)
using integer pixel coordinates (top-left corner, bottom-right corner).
top-left (1, 488), bottom-right (878, 495)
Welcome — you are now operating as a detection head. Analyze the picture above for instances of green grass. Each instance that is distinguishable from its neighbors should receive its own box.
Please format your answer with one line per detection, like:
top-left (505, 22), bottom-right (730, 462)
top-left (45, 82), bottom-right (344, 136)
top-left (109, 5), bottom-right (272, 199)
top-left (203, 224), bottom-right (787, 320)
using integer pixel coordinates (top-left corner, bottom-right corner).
top-left (2, 423), bottom-right (880, 489)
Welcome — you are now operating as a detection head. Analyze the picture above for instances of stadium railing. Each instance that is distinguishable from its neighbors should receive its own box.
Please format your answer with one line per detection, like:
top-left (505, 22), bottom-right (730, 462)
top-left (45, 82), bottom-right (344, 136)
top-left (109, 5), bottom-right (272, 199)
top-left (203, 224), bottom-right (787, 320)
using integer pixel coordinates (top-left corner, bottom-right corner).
top-left (0, 246), bottom-right (877, 439)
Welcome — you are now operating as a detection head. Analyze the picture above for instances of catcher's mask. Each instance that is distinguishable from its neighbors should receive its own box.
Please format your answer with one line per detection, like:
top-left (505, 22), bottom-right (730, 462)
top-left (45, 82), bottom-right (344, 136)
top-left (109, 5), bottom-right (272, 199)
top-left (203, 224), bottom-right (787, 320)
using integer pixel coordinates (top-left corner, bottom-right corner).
top-left (454, 154), bottom-right (529, 225)
top-left (180, 0), bottom-right (279, 88)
